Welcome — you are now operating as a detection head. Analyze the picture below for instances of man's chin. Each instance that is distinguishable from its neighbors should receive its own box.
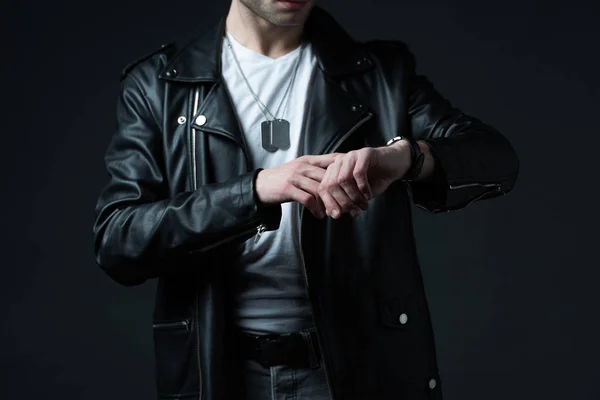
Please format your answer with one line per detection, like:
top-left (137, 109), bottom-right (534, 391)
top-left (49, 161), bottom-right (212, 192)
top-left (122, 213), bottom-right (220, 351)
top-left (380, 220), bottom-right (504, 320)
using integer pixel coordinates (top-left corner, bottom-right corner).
top-left (270, 13), bottom-right (312, 27)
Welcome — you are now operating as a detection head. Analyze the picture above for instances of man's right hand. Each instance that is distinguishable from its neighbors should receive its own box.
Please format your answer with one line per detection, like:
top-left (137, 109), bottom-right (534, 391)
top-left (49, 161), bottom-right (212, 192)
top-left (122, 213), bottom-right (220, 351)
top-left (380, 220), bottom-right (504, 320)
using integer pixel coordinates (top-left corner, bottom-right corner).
top-left (255, 154), bottom-right (341, 219)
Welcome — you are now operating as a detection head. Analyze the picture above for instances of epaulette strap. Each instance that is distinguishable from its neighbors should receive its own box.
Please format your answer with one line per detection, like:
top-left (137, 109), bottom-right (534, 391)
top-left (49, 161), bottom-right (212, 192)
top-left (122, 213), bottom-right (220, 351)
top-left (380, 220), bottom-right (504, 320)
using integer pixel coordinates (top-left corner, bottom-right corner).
top-left (120, 42), bottom-right (176, 80)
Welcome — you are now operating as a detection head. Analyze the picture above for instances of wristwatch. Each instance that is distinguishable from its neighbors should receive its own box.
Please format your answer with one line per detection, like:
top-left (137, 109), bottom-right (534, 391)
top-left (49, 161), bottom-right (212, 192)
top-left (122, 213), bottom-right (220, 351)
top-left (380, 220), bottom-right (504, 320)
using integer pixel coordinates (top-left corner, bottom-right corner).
top-left (386, 136), bottom-right (425, 182)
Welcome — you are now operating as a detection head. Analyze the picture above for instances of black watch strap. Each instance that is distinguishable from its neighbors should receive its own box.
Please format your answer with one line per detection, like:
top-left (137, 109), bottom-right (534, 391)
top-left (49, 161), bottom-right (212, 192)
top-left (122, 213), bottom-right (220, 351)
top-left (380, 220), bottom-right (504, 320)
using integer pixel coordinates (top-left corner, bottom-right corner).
top-left (386, 136), bottom-right (425, 182)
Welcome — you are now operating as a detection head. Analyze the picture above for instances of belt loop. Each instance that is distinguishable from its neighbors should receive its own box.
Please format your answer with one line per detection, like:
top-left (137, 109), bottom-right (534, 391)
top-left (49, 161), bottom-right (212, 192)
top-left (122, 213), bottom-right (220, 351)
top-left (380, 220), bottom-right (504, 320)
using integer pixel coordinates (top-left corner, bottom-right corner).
top-left (301, 329), bottom-right (320, 369)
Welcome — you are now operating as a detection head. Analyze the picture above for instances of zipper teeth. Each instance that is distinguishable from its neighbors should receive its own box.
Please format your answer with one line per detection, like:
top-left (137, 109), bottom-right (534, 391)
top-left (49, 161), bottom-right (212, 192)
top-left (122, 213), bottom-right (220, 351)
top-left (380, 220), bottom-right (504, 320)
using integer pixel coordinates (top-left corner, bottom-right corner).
top-left (191, 89), bottom-right (200, 190)
top-left (191, 87), bottom-right (202, 400)
top-left (188, 223), bottom-right (264, 254)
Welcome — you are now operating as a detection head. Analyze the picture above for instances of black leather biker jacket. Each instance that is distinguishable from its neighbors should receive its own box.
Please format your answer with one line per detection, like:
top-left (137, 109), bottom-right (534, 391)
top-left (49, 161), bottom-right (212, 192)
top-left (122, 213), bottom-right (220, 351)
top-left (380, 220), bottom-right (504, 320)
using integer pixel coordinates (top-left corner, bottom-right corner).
top-left (93, 7), bottom-right (519, 400)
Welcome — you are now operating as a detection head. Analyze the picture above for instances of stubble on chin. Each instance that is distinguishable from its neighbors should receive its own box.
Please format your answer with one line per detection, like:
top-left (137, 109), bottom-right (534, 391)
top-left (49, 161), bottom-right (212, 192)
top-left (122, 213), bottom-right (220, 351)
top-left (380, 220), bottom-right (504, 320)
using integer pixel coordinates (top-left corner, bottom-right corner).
top-left (242, 0), bottom-right (313, 27)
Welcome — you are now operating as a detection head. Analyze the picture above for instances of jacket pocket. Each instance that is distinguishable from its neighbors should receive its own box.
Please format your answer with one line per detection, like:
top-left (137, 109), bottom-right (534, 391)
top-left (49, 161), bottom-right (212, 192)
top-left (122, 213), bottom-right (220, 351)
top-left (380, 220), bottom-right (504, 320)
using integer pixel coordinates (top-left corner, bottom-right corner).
top-left (153, 318), bottom-right (200, 398)
top-left (378, 291), bottom-right (421, 330)
top-left (376, 292), bottom-right (442, 396)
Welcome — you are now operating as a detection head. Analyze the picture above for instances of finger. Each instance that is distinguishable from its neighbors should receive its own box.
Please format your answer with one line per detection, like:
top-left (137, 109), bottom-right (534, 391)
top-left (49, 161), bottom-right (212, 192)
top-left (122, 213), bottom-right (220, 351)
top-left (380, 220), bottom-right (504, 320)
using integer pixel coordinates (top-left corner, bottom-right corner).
top-left (338, 152), bottom-right (369, 210)
top-left (302, 153), bottom-right (342, 169)
top-left (319, 162), bottom-right (343, 219)
top-left (292, 175), bottom-right (324, 208)
top-left (353, 150), bottom-right (374, 202)
top-left (329, 157), bottom-right (361, 215)
top-left (316, 194), bottom-right (326, 215)
top-left (289, 186), bottom-right (325, 219)
top-left (302, 165), bottom-right (327, 183)
top-left (324, 158), bottom-right (356, 218)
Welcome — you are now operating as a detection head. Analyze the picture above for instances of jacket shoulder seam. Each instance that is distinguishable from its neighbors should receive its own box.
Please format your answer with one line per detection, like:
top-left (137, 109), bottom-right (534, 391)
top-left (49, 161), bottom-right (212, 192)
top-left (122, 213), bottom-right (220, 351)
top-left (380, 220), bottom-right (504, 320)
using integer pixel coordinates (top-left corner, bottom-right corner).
top-left (123, 73), bottom-right (163, 134)
top-left (121, 42), bottom-right (176, 81)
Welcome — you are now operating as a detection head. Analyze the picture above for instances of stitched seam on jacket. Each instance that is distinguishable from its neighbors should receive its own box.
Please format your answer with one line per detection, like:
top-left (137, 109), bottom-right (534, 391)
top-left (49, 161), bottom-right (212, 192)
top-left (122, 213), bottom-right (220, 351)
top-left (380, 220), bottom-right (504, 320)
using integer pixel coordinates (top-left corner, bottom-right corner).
top-left (127, 73), bottom-right (163, 136)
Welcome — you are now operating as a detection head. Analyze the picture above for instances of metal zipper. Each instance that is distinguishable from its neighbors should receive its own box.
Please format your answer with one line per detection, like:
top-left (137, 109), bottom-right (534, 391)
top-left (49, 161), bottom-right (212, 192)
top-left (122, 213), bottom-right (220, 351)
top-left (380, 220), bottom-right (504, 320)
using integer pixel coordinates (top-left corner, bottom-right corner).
top-left (191, 88), bottom-right (200, 189)
top-left (153, 320), bottom-right (190, 330)
top-left (254, 223), bottom-right (267, 243)
top-left (188, 85), bottom-right (266, 253)
top-left (297, 113), bottom-right (374, 399)
top-left (188, 223), bottom-right (267, 255)
top-left (449, 182), bottom-right (501, 190)
top-left (192, 82), bottom-right (266, 245)
top-left (457, 183), bottom-right (503, 209)
top-left (425, 183), bottom-right (503, 213)
top-left (190, 87), bottom-right (203, 400)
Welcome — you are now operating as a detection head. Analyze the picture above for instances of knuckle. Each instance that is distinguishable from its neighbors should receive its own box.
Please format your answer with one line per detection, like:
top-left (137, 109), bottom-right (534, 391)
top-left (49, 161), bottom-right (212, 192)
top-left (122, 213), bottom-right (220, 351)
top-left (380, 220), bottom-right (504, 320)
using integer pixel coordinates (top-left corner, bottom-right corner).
top-left (353, 167), bottom-right (365, 177)
top-left (337, 175), bottom-right (351, 186)
top-left (360, 147), bottom-right (373, 156)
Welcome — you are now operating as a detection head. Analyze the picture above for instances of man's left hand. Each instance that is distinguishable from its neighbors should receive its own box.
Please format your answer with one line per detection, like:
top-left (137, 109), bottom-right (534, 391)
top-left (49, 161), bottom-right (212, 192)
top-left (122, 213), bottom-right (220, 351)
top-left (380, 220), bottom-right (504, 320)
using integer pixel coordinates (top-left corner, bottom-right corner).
top-left (318, 142), bottom-right (412, 219)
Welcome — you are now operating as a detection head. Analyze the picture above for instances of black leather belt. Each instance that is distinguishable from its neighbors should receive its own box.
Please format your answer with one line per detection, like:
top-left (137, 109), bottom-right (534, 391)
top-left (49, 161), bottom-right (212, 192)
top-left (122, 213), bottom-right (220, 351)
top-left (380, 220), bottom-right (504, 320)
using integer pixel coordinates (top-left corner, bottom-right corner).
top-left (237, 330), bottom-right (321, 368)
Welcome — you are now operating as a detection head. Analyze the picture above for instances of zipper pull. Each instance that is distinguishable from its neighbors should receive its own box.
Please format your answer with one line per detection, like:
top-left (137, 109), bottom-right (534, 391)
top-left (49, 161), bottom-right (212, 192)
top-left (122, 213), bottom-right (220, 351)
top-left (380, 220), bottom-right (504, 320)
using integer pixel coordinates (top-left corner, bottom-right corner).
top-left (254, 224), bottom-right (267, 243)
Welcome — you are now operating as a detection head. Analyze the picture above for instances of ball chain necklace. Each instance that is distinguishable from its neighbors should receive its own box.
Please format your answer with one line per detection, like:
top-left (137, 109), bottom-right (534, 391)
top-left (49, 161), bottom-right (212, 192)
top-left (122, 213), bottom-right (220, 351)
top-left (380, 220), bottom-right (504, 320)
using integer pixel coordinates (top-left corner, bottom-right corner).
top-left (225, 33), bottom-right (304, 152)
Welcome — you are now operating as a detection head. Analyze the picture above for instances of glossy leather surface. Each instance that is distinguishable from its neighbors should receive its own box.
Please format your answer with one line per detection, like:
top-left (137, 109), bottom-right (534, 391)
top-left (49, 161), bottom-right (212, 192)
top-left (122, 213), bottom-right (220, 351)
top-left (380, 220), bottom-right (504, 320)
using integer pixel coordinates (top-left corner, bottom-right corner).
top-left (93, 6), bottom-right (519, 400)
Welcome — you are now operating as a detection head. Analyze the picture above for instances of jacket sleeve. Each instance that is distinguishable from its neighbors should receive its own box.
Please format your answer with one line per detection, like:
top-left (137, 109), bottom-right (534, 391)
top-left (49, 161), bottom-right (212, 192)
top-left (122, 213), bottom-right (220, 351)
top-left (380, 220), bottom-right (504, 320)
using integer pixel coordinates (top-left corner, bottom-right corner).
top-left (396, 42), bottom-right (520, 213)
top-left (93, 73), bottom-right (281, 286)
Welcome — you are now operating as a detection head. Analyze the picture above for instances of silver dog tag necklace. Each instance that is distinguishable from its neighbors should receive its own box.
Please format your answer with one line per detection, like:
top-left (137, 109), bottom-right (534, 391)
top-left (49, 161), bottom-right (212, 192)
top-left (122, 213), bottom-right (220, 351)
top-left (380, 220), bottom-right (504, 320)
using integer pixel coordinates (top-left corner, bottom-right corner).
top-left (225, 34), bottom-right (304, 152)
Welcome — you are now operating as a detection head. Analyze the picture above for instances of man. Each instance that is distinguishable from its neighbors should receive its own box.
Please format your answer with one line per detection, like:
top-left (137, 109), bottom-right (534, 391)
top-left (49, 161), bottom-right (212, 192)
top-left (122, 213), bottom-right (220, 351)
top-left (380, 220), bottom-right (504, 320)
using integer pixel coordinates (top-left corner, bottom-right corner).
top-left (93, 0), bottom-right (519, 399)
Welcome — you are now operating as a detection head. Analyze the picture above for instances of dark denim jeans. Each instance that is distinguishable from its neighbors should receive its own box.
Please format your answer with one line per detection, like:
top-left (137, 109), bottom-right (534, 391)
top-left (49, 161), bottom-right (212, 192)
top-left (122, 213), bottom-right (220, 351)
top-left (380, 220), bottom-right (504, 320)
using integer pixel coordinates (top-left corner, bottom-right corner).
top-left (232, 329), bottom-right (332, 400)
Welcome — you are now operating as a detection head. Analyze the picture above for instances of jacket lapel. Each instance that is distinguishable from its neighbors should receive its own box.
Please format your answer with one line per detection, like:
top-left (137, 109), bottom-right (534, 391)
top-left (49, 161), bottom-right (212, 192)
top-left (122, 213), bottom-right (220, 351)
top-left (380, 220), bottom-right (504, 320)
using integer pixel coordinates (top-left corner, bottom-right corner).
top-left (301, 69), bottom-right (373, 156)
top-left (160, 6), bottom-right (375, 157)
top-left (190, 81), bottom-right (245, 149)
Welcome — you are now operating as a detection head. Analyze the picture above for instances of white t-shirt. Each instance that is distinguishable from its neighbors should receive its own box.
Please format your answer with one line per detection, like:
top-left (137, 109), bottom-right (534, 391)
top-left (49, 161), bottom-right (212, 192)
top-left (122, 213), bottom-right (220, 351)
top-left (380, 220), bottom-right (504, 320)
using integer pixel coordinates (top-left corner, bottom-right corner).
top-left (221, 31), bottom-right (318, 334)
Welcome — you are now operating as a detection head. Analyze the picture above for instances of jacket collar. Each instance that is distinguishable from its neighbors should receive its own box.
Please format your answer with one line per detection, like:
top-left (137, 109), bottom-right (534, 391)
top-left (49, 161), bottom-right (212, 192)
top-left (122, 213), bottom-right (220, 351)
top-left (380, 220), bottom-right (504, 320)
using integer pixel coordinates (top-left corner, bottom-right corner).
top-left (159, 6), bottom-right (372, 82)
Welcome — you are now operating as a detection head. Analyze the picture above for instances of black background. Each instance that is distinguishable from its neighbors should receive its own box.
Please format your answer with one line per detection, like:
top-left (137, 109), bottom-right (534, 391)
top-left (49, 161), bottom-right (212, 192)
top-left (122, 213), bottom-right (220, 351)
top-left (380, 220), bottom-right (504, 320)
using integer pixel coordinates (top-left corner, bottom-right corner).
top-left (2, 0), bottom-right (599, 399)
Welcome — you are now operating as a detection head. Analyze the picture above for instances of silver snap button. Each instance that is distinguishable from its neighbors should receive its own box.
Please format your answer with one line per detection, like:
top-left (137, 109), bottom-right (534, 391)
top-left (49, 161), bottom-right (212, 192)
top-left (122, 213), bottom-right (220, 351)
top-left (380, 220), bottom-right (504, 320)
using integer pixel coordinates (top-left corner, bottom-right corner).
top-left (177, 116), bottom-right (186, 125)
top-left (428, 378), bottom-right (437, 389)
top-left (195, 115), bottom-right (207, 126)
top-left (398, 313), bottom-right (408, 325)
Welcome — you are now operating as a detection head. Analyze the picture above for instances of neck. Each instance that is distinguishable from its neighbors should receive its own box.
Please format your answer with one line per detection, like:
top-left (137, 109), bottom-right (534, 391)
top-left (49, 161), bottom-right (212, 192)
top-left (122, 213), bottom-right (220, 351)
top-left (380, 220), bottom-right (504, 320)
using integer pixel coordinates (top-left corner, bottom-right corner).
top-left (225, 1), bottom-right (305, 59)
